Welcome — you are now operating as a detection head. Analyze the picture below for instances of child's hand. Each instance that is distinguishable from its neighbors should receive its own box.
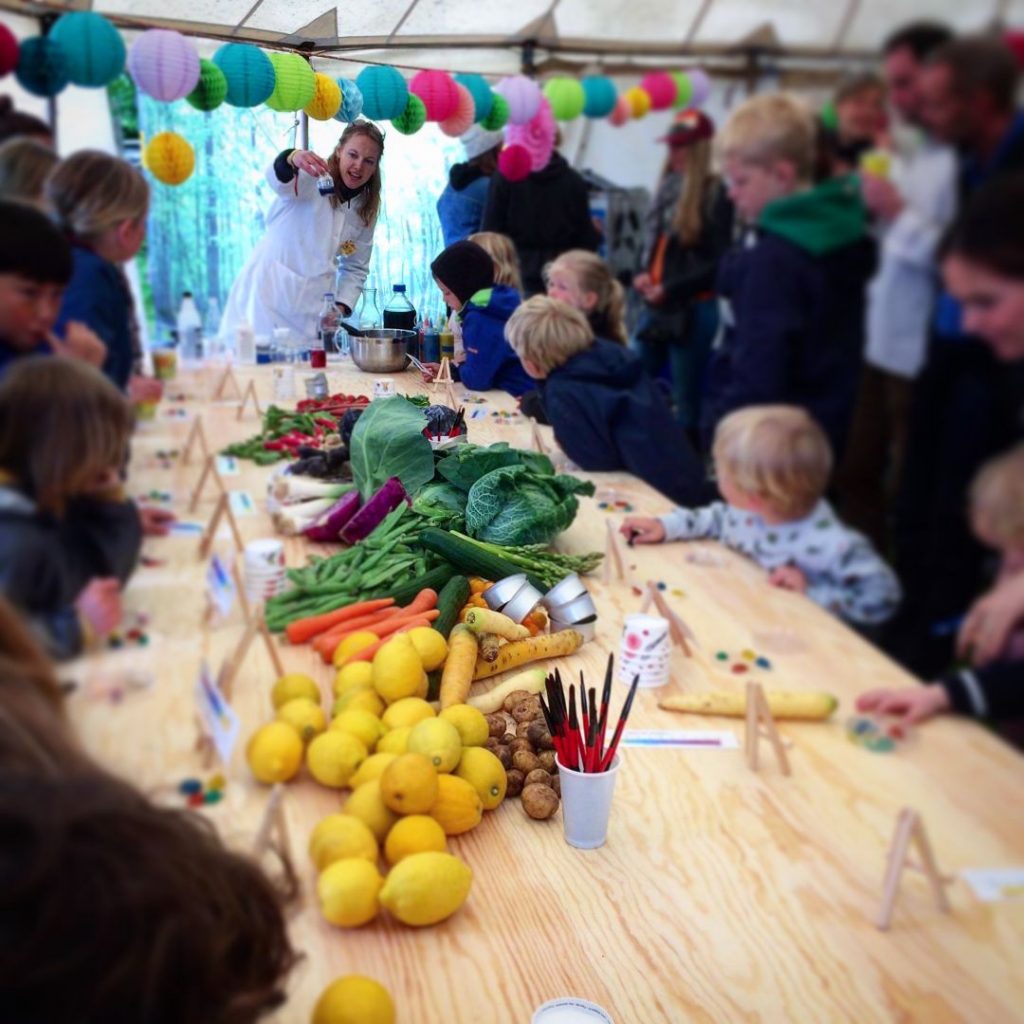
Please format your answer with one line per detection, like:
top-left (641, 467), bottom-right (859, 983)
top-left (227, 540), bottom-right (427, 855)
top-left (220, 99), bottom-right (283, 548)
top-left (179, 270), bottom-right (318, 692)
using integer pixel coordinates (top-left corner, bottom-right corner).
top-left (48, 322), bottom-right (107, 367)
top-left (856, 685), bottom-right (950, 725)
top-left (128, 374), bottom-right (163, 404)
top-left (75, 578), bottom-right (123, 638)
top-left (420, 362), bottom-right (439, 383)
top-left (957, 574), bottom-right (1024, 665)
top-left (139, 506), bottom-right (175, 536)
top-left (620, 517), bottom-right (665, 545)
top-left (769, 565), bottom-right (807, 593)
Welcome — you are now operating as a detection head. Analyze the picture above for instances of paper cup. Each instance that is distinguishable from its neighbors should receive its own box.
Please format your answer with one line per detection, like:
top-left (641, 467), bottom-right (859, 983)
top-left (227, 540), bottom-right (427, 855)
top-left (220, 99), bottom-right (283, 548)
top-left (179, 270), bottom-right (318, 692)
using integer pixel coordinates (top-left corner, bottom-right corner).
top-left (152, 349), bottom-right (177, 380)
top-left (556, 754), bottom-right (621, 850)
top-left (619, 614), bottom-right (670, 688)
top-left (532, 999), bottom-right (614, 1023)
top-left (135, 400), bottom-right (158, 421)
top-left (244, 539), bottom-right (284, 569)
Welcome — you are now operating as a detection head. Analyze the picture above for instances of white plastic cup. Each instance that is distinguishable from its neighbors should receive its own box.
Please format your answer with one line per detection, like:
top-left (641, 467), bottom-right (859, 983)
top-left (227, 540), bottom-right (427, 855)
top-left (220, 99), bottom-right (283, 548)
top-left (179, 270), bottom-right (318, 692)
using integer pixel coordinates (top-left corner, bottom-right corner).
top-left (532, 998), bottom-right (614, 1023)
top-left (556, 754), bottom-right (621, 850)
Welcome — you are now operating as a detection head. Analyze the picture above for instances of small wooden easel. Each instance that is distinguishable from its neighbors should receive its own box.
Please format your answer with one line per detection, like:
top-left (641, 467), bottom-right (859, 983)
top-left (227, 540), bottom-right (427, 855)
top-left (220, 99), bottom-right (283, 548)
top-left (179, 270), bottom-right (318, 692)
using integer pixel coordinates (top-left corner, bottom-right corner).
top-left (236, 379), bottom-right (262, 421)
top-left (876, 808), bottom-right (953, 931)
top-left (252, 783), bottom-right (292, 860)
top-left (216, 608), bottom-right (285, 702)
top-left (198, 492), bottom-right (244, 559)
top-left (181, 416), bottom-right (209, 465)
top-left (745, 680), bottom-right (791, 776)
top-left (602, 519), bottom-right (627, 584)
top-left (189, 454), bottom-right (226, 513)
top-left (210, 365), bottom-right (242, 402)
top-left (432, 356), bottom-right (453, 388)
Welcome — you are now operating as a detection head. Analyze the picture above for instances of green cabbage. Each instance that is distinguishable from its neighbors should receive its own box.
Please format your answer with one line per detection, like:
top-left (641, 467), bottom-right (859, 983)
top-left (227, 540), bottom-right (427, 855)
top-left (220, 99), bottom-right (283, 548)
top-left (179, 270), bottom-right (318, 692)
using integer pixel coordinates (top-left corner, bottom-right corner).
top-left (412, 480), bottom-right (466, 530)
top-left (349, 397), bottom-right (435, 501)
top-left (437, 442), bottom-right (553, 493)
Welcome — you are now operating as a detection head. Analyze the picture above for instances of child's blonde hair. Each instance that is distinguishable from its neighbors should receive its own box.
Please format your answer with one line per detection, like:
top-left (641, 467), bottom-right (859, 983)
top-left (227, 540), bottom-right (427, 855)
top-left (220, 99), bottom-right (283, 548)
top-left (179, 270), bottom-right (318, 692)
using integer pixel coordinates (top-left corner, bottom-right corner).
top-left (46, 149), bottom-right (148, 243)
top-left (505, 295), bottom-right (594, 376)
top-left (0, 137), bottom-right (59, 208)
top-left (970, 443), bottom-right (1024, 548)
top-left (719, 93), bottom-right (816, 183)
top-left (713, 405), bottom-right (832, 519)
top-left (545, 250), bottom-right (627, 345)
top-left (468, 231), bottom-right (523, 293)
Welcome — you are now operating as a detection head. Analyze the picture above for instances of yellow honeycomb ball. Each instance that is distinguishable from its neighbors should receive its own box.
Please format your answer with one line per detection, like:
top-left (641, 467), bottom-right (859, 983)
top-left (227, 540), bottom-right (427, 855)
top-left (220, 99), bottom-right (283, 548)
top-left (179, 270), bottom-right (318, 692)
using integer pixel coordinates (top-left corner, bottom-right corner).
top-left (305, 72), bottom-right (342, 120)
top-left (144, 131), bottom-right (195, 186)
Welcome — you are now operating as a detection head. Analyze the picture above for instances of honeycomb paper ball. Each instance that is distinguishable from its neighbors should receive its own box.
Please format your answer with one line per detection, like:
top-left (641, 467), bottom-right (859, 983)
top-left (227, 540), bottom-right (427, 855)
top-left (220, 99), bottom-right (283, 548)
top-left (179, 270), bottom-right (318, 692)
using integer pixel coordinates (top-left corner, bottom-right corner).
top-left (608, 95), bottom-right (631, 126)
top-left (186, 59), bottom-right (228, 111)
top-left (145, 131), bottom-right (195, 186)
top-left (15, 37), bottom-right (69, 97)
top-left (495, 74), bottom-right (541, 125)
top-left (821, 101), bottom-right (839, 132)
top-left (455, 73), bottom-right (493, 122)
top-left (688, 68), bottom-right (711, 107)
top-left (265, 52), bottom-right (315, 112)
top-left (356, 65), bottom-right (408, 121)
top-left (581, 75), bottom-right (616, 118)
top-left (392, 93), bottom-right (426, 135)
top-left (670, 71), bottom-right (692, 109)
top-left (439, 83), bottom-right (475, 136)
top-left (624, 85), bottom-right (652, 119)
top-left (334, 78), bottom-right (363, 122)
top-left (213, 43), bottom-right (275, 107)
top-left (480, 92), bottom-right (509, 131)
top-left (505, 96), bottom-right (555, 172)
top-left (49, 11), bottom-right (125, 87)
top-left (410, 69), bottom-right (458, 122)
top-left (305, 72), bottom-right (341, 120)
top-left (543, 77), bottom-right (585, 121)
top-left (498, 143), bottom-right (532, 182)
top-left (640, 71), bottom-right (677, 111)
top-left (0, 22), bottom-right (18, 77)
top-left (128, 29), bottom-right (200, 102)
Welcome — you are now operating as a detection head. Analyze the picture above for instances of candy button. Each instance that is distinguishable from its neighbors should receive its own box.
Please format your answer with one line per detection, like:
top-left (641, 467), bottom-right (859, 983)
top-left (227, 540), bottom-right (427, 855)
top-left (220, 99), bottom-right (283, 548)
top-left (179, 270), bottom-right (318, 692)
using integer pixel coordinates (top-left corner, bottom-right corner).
top-left (656, 581), bottom-right (667, 591)
top-left (865, 735), bottom-right (895, 753)
top-left (208, 773), bottom-right (226, 790)
top-left (715, 651), bottom-right (728, 661)
top-left (179, 778), bottom-right (202, 795)
top-left (187, 792), bottom-right (205, 808)
top-left (731, 664), bottom-right (748, 674)
top-left (755, 656), bottom-right (772, 669)
top-left (203, 790), bottom-right (223, 805)
top-left (741, 649), bottom-right (756, 661)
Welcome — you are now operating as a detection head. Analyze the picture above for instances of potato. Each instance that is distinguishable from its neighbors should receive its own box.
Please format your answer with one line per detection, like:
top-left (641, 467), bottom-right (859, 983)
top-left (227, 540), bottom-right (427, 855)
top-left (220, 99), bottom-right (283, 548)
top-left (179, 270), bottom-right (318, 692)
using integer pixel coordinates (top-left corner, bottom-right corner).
top-left (486, 714), bottom-right (507, 739)
top-left (509, 737), bottom-right (534, 756)
top-left (502, 732), bottom-right (518, 746)
top-left (527, 721), bottom-right (554, 750)
top-left (522, 783), bottom-right (559, 820)
top-left (494, 744), bottom-right (513, 769)
top-left (536, 750), bottom-right (557, 773)
top-left (502, 690), bottom-right (532, 713)
top-left (550, 775), bottom-right (561, 798)
top-left (484, 737), bottom-right (502, 754)
top-left (505, 768), bottom-right (525, 798)
top-left (511, 701), bottom-right (537, 724)
top-left (525, 768), bottom-right (553, 789)
top-left (512, 750), bottom-right (541, 774)
top-left (516, 721), bottom-right (533, 740)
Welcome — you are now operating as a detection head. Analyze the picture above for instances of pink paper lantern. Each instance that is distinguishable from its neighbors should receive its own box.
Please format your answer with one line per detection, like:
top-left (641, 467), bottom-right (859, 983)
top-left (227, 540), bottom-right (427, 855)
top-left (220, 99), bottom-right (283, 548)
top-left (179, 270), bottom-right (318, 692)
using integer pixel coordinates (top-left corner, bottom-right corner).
top-left (0, 22), bottom-right (18, 77)
top-left (127, 29), bottom-right (200, 101)
top-left (410, 69), bottom-right (458, 122)
top-left (495, 74), bottom-right (541, 126)
top-left (688, 68), bottom-right (711, 107)
top-left (498, 143), bottom-right (532, 182)
top-left (640, 71), bottom-right (678, 111)
top-left (504, 96), bottom-right (555, 172)
top-left (439, 83), bottom-right (476, 137)
top-left (608, 95), bottom-right (631, 127)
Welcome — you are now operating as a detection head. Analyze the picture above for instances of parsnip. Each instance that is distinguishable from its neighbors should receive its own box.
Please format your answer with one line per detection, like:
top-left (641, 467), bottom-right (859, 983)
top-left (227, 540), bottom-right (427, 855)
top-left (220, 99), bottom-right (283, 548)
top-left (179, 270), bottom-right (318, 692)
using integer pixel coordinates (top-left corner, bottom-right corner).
top-left (467, 668), bottom-right (547, 713)
top-left (659, 690), bottom-right (838, 721)
top-left (439, 625), bottom-right (478, 708)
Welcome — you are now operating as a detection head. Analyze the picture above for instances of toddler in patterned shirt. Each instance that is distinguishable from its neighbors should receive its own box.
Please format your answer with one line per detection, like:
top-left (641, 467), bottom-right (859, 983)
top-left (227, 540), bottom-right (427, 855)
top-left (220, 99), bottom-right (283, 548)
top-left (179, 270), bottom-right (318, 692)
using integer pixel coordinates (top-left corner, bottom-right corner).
top-left (621, 405), bottom-right (901, 626)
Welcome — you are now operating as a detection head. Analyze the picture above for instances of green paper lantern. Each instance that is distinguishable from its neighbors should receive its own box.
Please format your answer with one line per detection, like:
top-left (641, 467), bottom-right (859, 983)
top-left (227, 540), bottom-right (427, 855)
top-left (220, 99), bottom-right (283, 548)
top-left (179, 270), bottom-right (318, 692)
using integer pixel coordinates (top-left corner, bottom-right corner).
top-left (821, 101), bottom-right (839, 132)
top-left (265, 52), bottom-right (315, 112)
top-left (213, 43), bottom-right (275, 107)
top-left (670, 71), bottom-right (692, 109)
top-left (16, 36), bottom-right (69, 97)
top-left (455, 72), bottom-right (493, 122)
top-left (49, 11), bottom-right (125, 87)
top-left (481, 92), bottom-right (509, 131)
top-left (186, 58), bottom-right (228, 111)
top-left (391, 93), bottom-right (426, 135)
top-left (543, 77), bottom-right (585, 121)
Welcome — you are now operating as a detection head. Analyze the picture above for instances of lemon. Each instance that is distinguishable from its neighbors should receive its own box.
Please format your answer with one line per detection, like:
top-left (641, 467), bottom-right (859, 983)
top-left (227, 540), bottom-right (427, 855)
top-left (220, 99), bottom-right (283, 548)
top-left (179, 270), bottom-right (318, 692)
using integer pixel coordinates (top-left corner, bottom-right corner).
top-left (312, 975), bottom-right (395, 1024)
top-left (455, 746), bottom-right (508, 810)
top-left (333, 661), bottom-right (374, 697)
top-left (379, 752), bottom-right (438, 815)
top-left (349, 751), bottom-right (397, 788)
top-left (381, 697), bottom-right (436, 731)
top-left (246, 721), bottom-right (303, 784)
top-left (271, 672), bottom-right (320, 710)
top-left (384, 814), bottom-right (448, 866)
top-left (407, 626), bottom-right (448, 671)
top-left (335, 630), bottom-right (380, 665)
top-left (376, 725), bottom-right (412, 755)
top-left (407, 717), bottom-right (462, 773)
top-left (317, 857), bottom-right (383, 928)
top-left (378, 851), bottom-right (473, 926)
top-left (332, 687), bottom-right (385, 718)
top-left (308, 814), bottom-right (379, 871)
top-left (439, 704), bottom-right (489, 747)
top-left (275, 697), bottom-right (326, 744)
top-left (307, 730), bottom-right (367, 788)
top-left (414, 671), bottom-right (429, 699)
top-left (429, 773), bottom-right (483, 834)
top-left (371, 634), bottom-right (424, 704)
top-left (344, 779), bottom-right (400, 842)
top-left (331, 709), bottom-right (385, 751)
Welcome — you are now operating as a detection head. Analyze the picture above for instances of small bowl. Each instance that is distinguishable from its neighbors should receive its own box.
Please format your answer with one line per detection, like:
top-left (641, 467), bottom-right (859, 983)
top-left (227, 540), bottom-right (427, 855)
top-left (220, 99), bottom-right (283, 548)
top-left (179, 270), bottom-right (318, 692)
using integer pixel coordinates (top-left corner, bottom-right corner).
top-left (483, 574), bottom-right (527, 610)
top-left (550, 615), bottom-right (596, 644)
top-left (546, 591), bottom-right (597, 622)
top-left (542, 573), bottom-right (588, 609)
top-left (500, 582), bottom-right (545, 624)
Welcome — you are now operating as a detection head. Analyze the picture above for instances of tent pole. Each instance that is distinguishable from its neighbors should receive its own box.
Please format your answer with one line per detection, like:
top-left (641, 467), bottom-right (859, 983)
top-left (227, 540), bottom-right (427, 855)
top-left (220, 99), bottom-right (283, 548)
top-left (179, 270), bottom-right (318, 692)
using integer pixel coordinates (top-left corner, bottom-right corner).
top-left (300, 112), bottom-right (309, 149)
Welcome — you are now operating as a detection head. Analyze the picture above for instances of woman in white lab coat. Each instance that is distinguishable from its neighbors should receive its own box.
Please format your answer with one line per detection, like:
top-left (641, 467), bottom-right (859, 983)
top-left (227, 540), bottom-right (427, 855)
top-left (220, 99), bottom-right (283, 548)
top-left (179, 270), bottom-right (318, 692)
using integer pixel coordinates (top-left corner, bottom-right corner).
top-left (222, 120), bottom-right (383, 340)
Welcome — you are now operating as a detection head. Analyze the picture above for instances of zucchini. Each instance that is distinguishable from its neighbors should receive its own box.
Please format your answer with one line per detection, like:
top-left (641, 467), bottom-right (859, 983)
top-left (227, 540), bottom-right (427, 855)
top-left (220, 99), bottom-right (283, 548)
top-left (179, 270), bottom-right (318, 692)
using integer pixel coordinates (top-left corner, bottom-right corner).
top-left (420, 528), bottom-right (546, 591)
top-left (660, 690), bottom-right (838, 721)
top-left (432, 575), bottom-right (470, 641)
top-left (369, 563), bottom-right (456, 607)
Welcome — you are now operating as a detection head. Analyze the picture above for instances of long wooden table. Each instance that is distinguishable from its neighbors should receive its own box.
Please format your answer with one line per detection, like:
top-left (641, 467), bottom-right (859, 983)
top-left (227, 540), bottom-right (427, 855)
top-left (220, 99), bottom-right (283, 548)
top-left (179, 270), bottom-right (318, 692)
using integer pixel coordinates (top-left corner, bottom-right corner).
top-left (66, 363), bottom-right (1024, 1023)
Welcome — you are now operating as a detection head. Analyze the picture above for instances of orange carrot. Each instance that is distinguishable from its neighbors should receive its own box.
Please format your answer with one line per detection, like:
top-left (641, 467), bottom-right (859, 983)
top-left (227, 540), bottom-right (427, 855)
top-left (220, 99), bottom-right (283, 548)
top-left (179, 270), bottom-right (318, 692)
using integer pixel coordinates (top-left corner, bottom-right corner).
top-left (286, 598), bottom-right (396, 645)
top-left (313, 606), bottom-right (403, 658)
top-left (325, 610), bottom-right (440, 664)
top-left (339, 616), bottom-right (435, 664)
top-left (400, 588), bottom-right (438, 616)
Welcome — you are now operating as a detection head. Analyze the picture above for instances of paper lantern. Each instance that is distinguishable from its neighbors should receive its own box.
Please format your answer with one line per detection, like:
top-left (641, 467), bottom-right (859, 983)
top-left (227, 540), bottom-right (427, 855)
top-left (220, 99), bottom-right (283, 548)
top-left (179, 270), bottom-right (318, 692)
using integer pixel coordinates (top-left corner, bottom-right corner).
top-left (0, 22), bottom-right (18, 78)
top-left (356, 65), bottom-right (408, 121)
top-left (455, 73), bottom-right (493, 122)
top-left (410, 69), bottom-right (458, 122)
top-left (305, 72), bottom-right (341, 120)
top-left (144, 131), bottom-right (194, 186)
top-left (608, 96), bottom-right (631, 127)
top-left (624, 86), bottom-right (652, 119)
top-left (213, 43), bottom-right (275, 107)
top-left (49, 11), bottom-right (124, 87)
top-left (640, 71), bottom-right (677, 111)
top-left (671, 71), bottom-right (692, 109)
top-left (128, 29), bottom-right (200, 101)
top-left (265, 52), bottom-right (315, 112)
top-left (334, 78), bottom-right (364, 122)
top-left (820, 101), bottom-right (839, 132)
top-left (543, 77), bottom-right (584, 121)
top-left (581, 76), bottom-right (616, 118)
top-left (391, 93), bottom-right (426, 135)
top-left (505, 96), bottom-right (555, 172)
top-left (186, 59), bottom-right (228, 111)
top-left (495, 75), bottom-right (541, 126)
top-left (688, 68), bottom-right (711, 107)
top-left (15, 37), bottom-right (69, 97)
top-left (498, 144), bottom-right (532, 182)
top-left (439, 83), bottom-right (475, 137)
top-left (480, 92), bottom-right (509, 131)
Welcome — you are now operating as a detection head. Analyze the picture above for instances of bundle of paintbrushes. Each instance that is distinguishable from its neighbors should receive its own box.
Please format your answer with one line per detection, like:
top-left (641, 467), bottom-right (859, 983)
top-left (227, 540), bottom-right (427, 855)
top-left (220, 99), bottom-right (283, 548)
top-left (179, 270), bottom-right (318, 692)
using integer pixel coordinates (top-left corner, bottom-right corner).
top-left (540, 654), bottom-right (640, 773)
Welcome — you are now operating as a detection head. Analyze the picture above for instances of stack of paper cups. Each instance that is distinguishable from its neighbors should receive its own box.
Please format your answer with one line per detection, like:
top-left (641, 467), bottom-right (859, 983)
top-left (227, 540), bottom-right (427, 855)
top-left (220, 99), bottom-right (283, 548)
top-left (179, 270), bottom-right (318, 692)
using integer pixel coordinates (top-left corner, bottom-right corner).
top-left (618, 614), bottom-right (670, 688)
top-left (244, 539), bottom-right (286, 605)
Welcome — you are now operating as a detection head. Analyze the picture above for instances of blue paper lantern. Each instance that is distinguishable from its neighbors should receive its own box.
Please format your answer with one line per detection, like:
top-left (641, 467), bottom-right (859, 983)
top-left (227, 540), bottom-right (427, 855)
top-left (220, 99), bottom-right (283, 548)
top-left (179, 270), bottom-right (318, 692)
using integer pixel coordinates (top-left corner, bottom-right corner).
top-left (212, 43), bottom-right (275, 108)
top-left (355, 65), bottom-right (408, 121)
top-left (49, 11), bottom-right (125, 87)
top-left (455, 73), bottom-right (493, 123)
top-left (581, 76), bottom-right (617, 118)
top-left (334, 78), bottom-right (364, 122)
top-left (16, 36), bottom-right (69, 97)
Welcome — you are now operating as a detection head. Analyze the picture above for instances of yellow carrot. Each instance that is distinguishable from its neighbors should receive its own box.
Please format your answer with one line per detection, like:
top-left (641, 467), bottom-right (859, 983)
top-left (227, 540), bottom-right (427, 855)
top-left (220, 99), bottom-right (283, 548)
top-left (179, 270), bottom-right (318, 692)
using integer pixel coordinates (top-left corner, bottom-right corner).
top-left (471, 629), bottom-right (583, 681)
top-left (440, 625), bottom-right (479, 708)
top-left (467, 668), bottom-right (547, 713)
top-left (464, 607), bottom-right (530, 641)
top-left (477, 633), bottom-right (501, 662)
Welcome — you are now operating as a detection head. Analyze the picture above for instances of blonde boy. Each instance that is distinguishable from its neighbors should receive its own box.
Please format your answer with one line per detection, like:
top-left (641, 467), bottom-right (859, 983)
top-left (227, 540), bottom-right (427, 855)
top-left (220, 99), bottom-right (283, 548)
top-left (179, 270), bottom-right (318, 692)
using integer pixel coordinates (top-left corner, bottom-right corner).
top-left (624, 406), bottom-right (900, 625)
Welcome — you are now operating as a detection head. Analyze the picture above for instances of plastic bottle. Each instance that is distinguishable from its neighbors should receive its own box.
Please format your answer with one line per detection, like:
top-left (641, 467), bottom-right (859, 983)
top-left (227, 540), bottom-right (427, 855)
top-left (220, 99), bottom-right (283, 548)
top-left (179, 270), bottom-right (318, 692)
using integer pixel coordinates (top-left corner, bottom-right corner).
top-left (439, 321), bottom-right (455, 362)
top-left (176, 292), bottom-right (203, 362)
top-left (205, 296), bottom-right (222, 355)
top-left (317, 293), bottom-right (338, 361)
top-left (235, 318), bottom-right (255, 364)
top-left (382, 284), bottom-right (417, 332)
top-left (422, 316), bottom-right (440, 363)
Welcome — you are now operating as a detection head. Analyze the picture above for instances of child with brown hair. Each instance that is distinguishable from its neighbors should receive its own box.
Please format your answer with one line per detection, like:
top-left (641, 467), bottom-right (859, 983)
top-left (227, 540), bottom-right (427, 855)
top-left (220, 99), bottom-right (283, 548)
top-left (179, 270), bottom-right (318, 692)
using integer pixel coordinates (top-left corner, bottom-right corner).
top-left (623, 405), bottom-right (900, 625)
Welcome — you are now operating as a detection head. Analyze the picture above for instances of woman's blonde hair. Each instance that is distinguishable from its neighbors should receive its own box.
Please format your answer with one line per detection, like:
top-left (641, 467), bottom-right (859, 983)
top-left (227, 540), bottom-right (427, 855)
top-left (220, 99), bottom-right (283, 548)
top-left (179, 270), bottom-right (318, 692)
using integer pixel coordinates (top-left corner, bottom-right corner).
top-left (544, 249), bottom-right (627, 345)
top-left (671, 138), bottom-right (714, 247)
top-left (713, 405), bottom-right (832, 520)
top-left (46, 149), bottom-right (148, 242)
top-left (469, 231), bottom-right (523, 293)
top-left (0, 137), bottom-right (59, 208)
top-left (0, 358), bottom-right (133, 517)
top-left (328, 120), bottom-right (384, 226)
top-left (505, 295), bottom-right (594, 376)
top-left (719, 93), bottom-right (816, 183)
top-left (970, 443), bottom-right (1024, 548)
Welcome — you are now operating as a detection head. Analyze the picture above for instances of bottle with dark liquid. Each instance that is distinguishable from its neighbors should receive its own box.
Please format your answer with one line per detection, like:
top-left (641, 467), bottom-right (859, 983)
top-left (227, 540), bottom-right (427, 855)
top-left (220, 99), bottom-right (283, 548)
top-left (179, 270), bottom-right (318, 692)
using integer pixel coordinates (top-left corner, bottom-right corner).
top-left (382, 284), bottom-right (417, 332)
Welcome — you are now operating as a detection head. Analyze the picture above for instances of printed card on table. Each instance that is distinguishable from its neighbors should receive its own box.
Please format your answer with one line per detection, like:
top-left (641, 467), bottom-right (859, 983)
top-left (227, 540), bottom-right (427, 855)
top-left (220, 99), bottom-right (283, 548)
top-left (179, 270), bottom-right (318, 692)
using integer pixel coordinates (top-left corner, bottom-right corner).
top-left (229, 490), bottom-right (256, 517)
top-left (962, 867), bottom-right (1024, 902)
top-left (195, 661), bottom-right (240, 765)
top-left (205, 553), bottom-right (237, 619)
top-left (216, 454), bottom-right (241, 476)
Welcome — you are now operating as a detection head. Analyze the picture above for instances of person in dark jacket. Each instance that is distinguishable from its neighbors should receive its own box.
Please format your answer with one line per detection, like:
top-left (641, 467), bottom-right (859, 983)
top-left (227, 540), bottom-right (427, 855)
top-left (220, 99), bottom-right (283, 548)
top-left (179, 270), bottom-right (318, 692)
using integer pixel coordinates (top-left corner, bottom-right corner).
top-left (505, 295), bottom-right (708, 507)
top-left (436, 126), bottom-right (504, 247)
top-left (482, 149), bottom-right (600, 296)
top-left (704, 93), bottom-right (875, 460)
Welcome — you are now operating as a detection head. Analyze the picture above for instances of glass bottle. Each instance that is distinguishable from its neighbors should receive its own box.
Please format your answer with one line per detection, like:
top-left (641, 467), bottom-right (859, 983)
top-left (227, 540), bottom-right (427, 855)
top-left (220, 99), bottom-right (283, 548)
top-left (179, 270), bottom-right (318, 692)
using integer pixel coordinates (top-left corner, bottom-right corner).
top-left (382, 284), bottom-right (417, 332)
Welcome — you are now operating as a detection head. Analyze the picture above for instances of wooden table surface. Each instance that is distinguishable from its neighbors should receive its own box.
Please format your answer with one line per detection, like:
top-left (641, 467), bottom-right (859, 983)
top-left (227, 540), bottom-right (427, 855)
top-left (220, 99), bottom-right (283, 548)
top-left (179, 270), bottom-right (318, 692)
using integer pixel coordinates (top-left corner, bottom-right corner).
top-left (65, 362), bottom-right (1024, 1024)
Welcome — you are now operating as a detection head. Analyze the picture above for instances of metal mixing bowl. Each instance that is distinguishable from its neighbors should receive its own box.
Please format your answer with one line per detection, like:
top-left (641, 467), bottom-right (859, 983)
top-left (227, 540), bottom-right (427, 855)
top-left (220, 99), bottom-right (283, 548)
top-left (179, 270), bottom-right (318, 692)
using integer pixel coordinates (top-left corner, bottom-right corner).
top-left (348, 329), bottom-right (417, 373)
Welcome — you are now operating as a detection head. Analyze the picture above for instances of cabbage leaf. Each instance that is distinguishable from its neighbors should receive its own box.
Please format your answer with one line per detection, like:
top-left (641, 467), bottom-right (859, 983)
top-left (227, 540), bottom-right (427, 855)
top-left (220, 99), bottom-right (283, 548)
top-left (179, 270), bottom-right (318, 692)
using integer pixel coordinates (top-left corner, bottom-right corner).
top-left (349, 397), bottom-right (434, 501)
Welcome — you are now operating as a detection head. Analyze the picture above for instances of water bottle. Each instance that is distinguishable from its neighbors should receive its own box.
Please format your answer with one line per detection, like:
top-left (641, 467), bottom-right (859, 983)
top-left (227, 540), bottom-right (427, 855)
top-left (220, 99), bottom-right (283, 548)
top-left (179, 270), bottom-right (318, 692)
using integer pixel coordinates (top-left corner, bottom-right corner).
top-left (317, 293), bottom-right (339, 358)
top-left (176, 292), bottom-right (203, 362)
top-left (205, 296), bottom-right (222, 355)
top-left (236, 318), bottom-right (255, 364)
top-left (382, 284), bottom-right (417, 332)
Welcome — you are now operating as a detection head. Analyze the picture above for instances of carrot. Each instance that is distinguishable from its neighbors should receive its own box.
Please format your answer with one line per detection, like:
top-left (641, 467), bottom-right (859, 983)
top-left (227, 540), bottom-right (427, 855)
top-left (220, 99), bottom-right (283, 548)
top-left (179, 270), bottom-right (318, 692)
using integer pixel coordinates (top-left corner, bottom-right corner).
top-left (286, 598), bottom-right (396, 645)
top-left (440, 625), bottom-right (478, 708)
top-left (401, 588), bottom-right (439, 616)
top-left (313, 606), bottom-right (402, 659)
top-left (340, 614), bottom-right (438, 664)
top-left (464, 607), bottom-right (530, 641)
top-left (471, 629), bottom-right (583, 681)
